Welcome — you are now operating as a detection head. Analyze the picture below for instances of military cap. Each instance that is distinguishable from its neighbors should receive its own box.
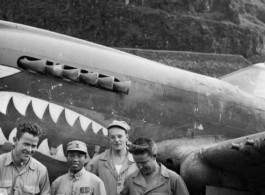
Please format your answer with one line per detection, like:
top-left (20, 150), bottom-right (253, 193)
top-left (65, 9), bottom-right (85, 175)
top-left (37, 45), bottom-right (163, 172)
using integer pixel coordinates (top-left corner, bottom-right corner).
top-left (66, 140), bottom-right (88, 155)
top-left (107, 120), bottom-right (130, 132)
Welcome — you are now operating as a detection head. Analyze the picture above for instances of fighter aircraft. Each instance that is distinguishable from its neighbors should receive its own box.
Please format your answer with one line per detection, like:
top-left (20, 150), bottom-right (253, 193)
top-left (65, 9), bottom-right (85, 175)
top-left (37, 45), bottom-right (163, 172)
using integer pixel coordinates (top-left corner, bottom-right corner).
top-left (0, 20), bottom-right (265, 195)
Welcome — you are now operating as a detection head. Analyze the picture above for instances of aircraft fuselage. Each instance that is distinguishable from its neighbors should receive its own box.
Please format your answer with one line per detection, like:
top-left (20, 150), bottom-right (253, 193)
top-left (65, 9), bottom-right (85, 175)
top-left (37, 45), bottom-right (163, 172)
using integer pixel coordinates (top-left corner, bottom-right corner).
top-left (0, 21), bottom-right (265, 192)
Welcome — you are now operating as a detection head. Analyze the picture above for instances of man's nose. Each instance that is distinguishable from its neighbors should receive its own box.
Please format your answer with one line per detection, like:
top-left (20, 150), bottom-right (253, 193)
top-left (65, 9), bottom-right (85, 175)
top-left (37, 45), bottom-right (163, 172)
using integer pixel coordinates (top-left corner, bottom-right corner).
top-left (72, 156), bottom-right (79, 161)
top-left (26, 146), bottom-right (32, 152)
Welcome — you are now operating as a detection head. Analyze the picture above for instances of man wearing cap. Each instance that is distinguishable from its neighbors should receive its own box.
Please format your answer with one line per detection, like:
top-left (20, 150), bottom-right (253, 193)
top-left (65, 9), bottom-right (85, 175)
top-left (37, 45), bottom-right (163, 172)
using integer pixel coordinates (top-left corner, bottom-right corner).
top-left (86, 120), bottom-right (137, 195)
top-left (51, 140), bottom-right (106, 195)
top-left (121, 138), bottom-right (190, 195)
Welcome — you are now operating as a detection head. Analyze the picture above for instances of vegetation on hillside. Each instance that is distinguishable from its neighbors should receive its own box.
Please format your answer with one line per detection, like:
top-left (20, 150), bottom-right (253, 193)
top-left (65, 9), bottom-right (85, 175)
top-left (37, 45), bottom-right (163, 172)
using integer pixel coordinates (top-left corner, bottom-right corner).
top-left (1, 0), bottom-right (265, 63)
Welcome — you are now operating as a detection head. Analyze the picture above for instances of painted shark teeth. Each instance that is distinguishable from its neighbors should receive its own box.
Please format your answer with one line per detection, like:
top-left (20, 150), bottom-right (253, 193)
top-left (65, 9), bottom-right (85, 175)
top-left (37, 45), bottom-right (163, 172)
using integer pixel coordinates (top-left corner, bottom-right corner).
top-left (93, 123), bottom-right (108, 135)
top-left (54, 144), bottom-right (67, 161)
top-left (65, 108), bottom-right (79, 126)
top-left (32, 98), bottom-right (49, 119)
top-left (0, 92), bottom-right (12, 114)
top-left (79, 115), bottom-right (92, 131)
top-left (37, 138), bottom-right (50, 156)
top-left (38, 139), bottom-right (67, 162)
top-left (49, 102), bottom-right (64, 123)
top-left (0, 91), bottom-right (108, 162)
top-left (0, 92), bottom-right (107, 134)
top-left (13, 94), bottom-right (31, 116)
top-left (0, 128), bottom-right (8, 145)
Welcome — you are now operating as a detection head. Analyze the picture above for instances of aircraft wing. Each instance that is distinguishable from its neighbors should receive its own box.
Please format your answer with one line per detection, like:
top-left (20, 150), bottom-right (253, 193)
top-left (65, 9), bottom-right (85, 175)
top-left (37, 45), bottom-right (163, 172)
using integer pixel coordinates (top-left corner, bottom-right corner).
top-left (181, 131), bottom-right (265, 193)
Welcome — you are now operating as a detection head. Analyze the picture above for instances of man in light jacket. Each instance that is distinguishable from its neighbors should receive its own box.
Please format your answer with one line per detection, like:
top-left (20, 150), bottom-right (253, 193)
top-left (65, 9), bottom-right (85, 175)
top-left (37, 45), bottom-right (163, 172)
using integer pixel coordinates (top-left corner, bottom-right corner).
top-left (86, 120), bottom-right (138, 195)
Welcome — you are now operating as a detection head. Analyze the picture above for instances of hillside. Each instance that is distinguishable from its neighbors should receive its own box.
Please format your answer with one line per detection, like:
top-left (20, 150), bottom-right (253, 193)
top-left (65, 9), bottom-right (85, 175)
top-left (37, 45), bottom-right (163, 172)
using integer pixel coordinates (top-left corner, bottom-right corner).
top-left (1, 0), bottom-right (265, 64)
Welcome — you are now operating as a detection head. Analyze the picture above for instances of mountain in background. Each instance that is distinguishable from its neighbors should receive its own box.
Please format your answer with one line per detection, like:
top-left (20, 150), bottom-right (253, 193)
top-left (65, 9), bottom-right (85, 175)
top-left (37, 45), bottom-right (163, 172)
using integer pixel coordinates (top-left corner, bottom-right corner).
top-left (1, 0), bottom-right (265, 64)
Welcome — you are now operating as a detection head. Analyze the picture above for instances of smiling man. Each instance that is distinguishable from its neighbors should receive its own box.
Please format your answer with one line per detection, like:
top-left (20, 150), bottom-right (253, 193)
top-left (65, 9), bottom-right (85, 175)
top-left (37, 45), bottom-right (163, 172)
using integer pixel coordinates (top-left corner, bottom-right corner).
top-left (51, 140), bottom-right (106, 195)
top-left (0, 121), bottom-right (50, 195)
top-left (121, 138), bottom-right (190, 195)
top-left (86, 120), bottom-right (137, 195)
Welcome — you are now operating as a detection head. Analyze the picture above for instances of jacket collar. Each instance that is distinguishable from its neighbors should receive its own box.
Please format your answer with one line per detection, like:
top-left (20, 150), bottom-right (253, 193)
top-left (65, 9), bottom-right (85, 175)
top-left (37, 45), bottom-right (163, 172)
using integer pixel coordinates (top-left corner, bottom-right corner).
top-left (68, 168), bottom-right (85, 180)
top-left (159, 163), bottom-right (170, 178)
top-left (99, 148), bottom-right (135, 178)
top-left (132, 163), bottom-right (169, 190)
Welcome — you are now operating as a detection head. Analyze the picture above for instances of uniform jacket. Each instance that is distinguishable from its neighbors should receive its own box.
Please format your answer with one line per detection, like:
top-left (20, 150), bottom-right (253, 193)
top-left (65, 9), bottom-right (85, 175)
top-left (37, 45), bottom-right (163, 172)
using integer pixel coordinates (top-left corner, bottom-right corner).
top-left (51, 168), bottom-right (106, 195)
top-left (120, 164), bottom-right (190, 195)
top-left (86, 149), bottom-right (138, 195)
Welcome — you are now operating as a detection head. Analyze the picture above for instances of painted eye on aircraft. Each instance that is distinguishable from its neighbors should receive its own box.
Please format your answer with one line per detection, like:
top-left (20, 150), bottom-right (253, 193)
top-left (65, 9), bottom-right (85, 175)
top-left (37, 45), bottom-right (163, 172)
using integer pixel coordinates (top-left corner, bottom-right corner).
top-left (0, 65), bottom-right (21, 78)
top-left (17, 57), bottom-right (131, 94)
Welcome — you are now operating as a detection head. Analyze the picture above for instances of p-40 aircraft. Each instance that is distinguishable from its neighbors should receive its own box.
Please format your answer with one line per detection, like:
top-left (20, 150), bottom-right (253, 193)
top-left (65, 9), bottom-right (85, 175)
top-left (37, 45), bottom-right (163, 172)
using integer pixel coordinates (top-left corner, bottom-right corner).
top-left (0, 20), bottom-right (265, 195)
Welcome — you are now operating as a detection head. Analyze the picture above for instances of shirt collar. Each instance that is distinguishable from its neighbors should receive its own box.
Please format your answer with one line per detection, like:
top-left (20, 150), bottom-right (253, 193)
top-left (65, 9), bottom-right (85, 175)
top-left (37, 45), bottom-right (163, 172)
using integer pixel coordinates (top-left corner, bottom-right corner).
top-left (127, 152), bottom-right (134, 162)
top-left (28, 158), bottom-right (35, 171)
top-left (159, 163), bottom-right (169, 178)
top-left (68, 168), bottom-right (85, 180)
top-left (5, 151), bottom-right (35, 170)
top-left (100, 148), bottom-right (135, 162)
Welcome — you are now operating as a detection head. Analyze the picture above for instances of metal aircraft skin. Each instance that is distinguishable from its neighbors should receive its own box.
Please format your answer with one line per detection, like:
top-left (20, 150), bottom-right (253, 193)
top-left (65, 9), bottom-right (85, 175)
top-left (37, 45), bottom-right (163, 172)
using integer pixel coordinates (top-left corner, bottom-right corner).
top-left (0, 21), bottom-right (265, 195)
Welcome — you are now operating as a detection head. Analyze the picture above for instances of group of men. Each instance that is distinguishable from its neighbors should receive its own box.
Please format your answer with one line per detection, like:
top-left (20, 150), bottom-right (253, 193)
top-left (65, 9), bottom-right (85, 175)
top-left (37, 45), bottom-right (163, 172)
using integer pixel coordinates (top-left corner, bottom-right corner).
top-left (0, 120), bottom-right (190, 195)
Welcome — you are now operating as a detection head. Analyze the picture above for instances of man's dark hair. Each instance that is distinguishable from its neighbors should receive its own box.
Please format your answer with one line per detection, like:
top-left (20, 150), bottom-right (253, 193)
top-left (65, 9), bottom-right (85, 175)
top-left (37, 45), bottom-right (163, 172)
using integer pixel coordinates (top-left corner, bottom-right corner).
top-left (129, 138), bottom-right (157, 157)
top-left (16, 121), bottom-right (43, 139)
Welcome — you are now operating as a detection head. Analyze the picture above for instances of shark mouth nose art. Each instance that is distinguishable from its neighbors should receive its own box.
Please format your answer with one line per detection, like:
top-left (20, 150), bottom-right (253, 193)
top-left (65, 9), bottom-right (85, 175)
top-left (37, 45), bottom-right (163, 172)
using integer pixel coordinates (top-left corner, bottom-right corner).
top-left (0, 92), bottom-right (108, 162)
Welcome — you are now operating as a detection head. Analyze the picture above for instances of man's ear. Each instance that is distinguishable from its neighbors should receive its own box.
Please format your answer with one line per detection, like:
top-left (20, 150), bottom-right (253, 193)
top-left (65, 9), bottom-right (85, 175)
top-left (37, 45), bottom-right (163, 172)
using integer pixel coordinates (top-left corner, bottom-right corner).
top-left (153, 154), bottom-right (157, 159)
top-left (13, 137), bottom-right (18, 144)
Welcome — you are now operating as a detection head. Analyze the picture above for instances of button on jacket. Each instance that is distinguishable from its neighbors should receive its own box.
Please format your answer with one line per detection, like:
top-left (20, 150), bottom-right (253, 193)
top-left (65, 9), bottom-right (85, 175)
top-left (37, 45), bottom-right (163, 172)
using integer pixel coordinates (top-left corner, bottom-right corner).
top-left (120, 164), bottom-right (190, 195)
top-left (51, 168), bottom-right (106, 195)
top-left (86, 149), bottom-right (138, 195)
top-left (0, 151), bottom-right (50, 195)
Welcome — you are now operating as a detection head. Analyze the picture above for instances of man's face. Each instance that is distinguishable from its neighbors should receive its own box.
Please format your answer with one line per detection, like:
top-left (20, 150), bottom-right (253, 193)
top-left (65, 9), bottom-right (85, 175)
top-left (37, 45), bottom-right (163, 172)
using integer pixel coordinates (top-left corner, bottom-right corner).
top-left (133, 153), bottom-right (156, 176)
top-left (14, 132), bottom-right (39, 163)
top-left (108, 127), bottom-right (128, 151)
top-left (67, 151), bottom-right (86, 174)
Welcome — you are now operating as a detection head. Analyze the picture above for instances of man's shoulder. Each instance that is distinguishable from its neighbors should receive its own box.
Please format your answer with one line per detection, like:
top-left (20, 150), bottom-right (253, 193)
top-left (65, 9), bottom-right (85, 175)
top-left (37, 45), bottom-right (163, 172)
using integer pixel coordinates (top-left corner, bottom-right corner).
top-left (167, 169), bottom-right (181, 179)
top-left (0, 152), bottom-right (9, 159)
top-left (0, 152), bottom-right (11, 166)
top-left (52, 174), bottom-right (67, 185)
top-left (84, 171), bottom-right (103, 183)
top-left (126, 169), bottom-right (139, 181)
top-left (161, 164), bottom-right (181, 180)
top-left (30, 157), bottom-right (48, 171)
top-left (89, 150), bottom-right (109, 163)
top-left (51, 174), bottom-right (69, 189)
